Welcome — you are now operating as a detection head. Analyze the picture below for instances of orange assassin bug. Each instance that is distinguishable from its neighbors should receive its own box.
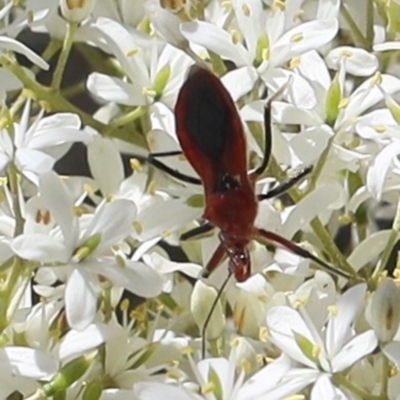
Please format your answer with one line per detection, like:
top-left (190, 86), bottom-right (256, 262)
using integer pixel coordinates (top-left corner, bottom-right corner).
top-left (149, 65), bottom-right (353, 355)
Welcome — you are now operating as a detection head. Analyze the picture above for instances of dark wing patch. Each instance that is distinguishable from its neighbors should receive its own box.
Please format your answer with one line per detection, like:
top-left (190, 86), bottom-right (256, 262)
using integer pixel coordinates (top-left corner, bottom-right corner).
top-left (183, 78), bottom-right (228, 161)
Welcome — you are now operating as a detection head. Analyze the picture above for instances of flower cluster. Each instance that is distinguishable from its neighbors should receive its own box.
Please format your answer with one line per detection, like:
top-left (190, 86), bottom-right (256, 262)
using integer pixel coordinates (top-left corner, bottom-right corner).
top-left (0, 0), bottom-right (400, 399)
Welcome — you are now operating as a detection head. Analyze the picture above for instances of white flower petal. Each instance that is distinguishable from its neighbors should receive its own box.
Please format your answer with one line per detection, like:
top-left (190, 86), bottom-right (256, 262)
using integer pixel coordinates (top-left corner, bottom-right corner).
top-left (15, 148), bottom-right (54, 175)
top-left (272, 19), bottom-right (338, 66)
top-left (374, 42), bottom-right (400, 52)
top-left (87, 73), bottom-right (148, 106)
top-left (266, 306), bottom-right (318, 368)
top-left (326, 46), bottom-right (378, 76)
top-left (325, 284), bottom-right (367, 358)
top-left (331, 330), bottom-right (377, 372)
top-left (134, 382), bottom-right (197, 400)
top-left (101, 389), bottom-right (139, 400)
top-left (40, 171), bottom-right (78, 251)
top-left (347, 230), bottom-right (394, 272)
top-left (311, 374), bottom-right (347, 400)
top-left (237, 354), bottom-right (291, 398)
top-left (0, 36), bottom-right (49, 69)
top-left (65, 268), bottom-right (97, 331)
top-left (180, 21), bottom-right (249, 66)
top-left (366, 141), bottom-right (400, 201)
top-left (59, 323), bottom-right (109, 361)
top-left (85, 199), bottom-right (137, 251)
top-left (221, 66), bottom-right (258, 100)
top-left (0, 346), bottom-right (57, 378)
top-left (90, 259), bottom-right (164, 298)
top-left (11, 234), bottom-right (69, 263)
top-left (383, 342), bottom-right (400, 367)
top-left (87, 136), bottom-right (124, 196)
top-left (283, 183), bottom-right (345, 238)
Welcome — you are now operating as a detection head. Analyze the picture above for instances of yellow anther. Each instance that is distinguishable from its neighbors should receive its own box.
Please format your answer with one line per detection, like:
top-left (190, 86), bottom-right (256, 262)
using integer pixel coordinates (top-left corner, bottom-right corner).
top-left (125, 48), bottom-right (139, 57)
top-left (130, 158), bottom-right (143, 172)
top-left (230, 337), bottom-right (240, 348)
top-left (133, 221), bottom-right (143, 234)
top-left (201, 382), bottom-right (215, 395)
top-left (142, 87), bottom-right (157, 97)
top-left (167, 369), bottom-right (183, 380)
top-left (119, 298), bottom-right (130, 312)
top-left (374, 125), bottom-right (387, 134)
top-left (273, 0), bottom-right (286, 11)
top-left (221, 0), bottom-right (231, 8)
top-left (181, 345), bottom-right (194, 356)
top-left (116, 254), bottom-right (126, 268)
top-left (371, 71), bottom-right (382, 85)
top-left (291, 33), bottom-right (303, 43)
top-left (240, 359), bottom-right (252, 374)
top-left (231, 29), bottom-right (241, 45)
top-left (338, 97), bottom-right (350, 109)
top-left (338, 213), bottom-right (353, 225)
top-left (327, 305), bottom-right (338, 316)
top-left (259, 326), bottom-right (269, 342)
top-left (341, 49), bottom-right (353, 58)
top-left (83, 183), bottom-right (95, 196)
top-left (289, 57), bottom-right (301, 69)
top-left (241, 3), bottom-right (251, 16)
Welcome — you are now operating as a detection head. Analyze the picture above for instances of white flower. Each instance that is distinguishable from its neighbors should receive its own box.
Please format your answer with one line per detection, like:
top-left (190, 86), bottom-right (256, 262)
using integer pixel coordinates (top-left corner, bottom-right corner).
top-left (60, 0), bottom-right (97, 23)
top-left (266, 284), bottom-right (378, 398)
top-left (11, 171), bottom-right (163, 330)
top-left (87, 17), bottom-right (194, 108)
top-left (0, 101), bottom-right (88, 185)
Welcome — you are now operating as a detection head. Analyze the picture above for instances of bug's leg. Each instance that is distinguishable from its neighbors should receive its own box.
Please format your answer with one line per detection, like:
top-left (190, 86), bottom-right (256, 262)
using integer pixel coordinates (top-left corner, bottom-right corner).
top-left (249, 97), bottom-right (272, 179)
top-left (257, 165), bottom-right (313, 201)
top-left (148, 151), bottom-right (202, 185)
top-left (253, 228), bottom-right (355, 280)
top-left (201, 271), bottom-right (232, 359)
top-left (181, 222), bottom-right (215, 241)
top-left (250, 80), bottom-right (292, 180)
top-left (201, 242), bottom-right (227, 279)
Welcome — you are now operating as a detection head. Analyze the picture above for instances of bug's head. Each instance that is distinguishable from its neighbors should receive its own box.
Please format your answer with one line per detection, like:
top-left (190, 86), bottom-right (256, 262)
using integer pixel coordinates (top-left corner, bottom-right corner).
top-left (225, 243), bottom-right (251, 282)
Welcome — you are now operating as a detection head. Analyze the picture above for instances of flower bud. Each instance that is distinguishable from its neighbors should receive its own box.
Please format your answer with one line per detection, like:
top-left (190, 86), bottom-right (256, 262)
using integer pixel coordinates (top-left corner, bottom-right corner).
top-left (190, 281), bottom-right (225, 340)
top-left (325, 73), bottom-right (341, 126)
top-left (43, 355), bottom-right (93, 396)
top-left (152, 65), bottom-right (171, 99)
top-left (60, 0), bottom-right (96, 23)
top-left (367, 278), bottom-right (400, 343)
top-left (82, 378), bottom-right (102, 400)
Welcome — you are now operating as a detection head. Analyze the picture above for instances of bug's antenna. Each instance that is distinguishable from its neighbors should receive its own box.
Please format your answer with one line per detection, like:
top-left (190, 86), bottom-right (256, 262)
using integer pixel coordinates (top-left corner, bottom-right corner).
top-left (251, 78), bottom-right (293, 179)
top-left (201, 272), bottom-right (232, 359)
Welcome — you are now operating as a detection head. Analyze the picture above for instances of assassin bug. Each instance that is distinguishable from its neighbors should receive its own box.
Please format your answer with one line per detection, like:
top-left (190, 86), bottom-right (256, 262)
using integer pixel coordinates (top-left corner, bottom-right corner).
top-left (150, 65), bottom-right (352, 282)
top-left (149, 66), bottom-right (354, 355)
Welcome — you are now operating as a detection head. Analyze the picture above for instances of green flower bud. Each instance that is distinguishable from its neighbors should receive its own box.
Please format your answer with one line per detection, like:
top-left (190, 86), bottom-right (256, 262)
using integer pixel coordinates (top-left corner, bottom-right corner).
top-left (152, 65), bottom-right (171, 99)
top-left (254, 34), bottom-right (269, 67)
top-left (82, 379), bottom-right (103, 400)
top-left (325, 73), bottom-right (341, 126)
top-left (186, 194), bottom-right (205, 208)
top-left (43, 355), bottom-right (92, 396)
top-left (72, 234), bottom-right (102, 262)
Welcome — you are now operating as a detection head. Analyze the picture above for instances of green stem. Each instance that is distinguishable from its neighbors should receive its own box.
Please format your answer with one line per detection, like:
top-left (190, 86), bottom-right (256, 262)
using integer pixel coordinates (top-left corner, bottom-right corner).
top-left (110, 106), bottom-right (147, 129)
top-left (334, 373), bottom-right (388, 400)
top-left (371, 197), bottom-right (400, 287)
top-left (1, 57), bottom-right (146, 146)
top-left (307, 136), bottom-right (334, 194)
top-left (7, 162), bottom-right (24, 237)
top-left (366, 0), bottom-right (375, 46)
top-left (31, 39), bottom-right (61, 76)
top-left (381, 354), bottom-right (390, 397)
top-left (340, 3), bottom-right (370, 49)
top-left (51, 22), bottom-right (78, 90)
